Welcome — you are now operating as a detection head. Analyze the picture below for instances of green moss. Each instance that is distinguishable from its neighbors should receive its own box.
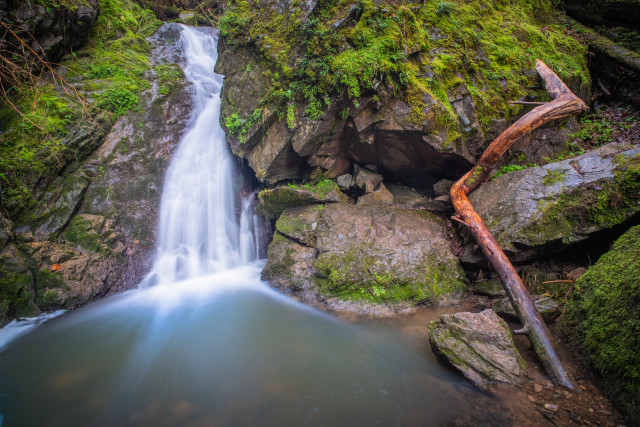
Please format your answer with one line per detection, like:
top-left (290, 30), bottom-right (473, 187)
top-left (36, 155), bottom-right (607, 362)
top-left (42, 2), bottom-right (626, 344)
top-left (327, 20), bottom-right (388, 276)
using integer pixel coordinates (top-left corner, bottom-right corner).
top-left (155, 64), bottom-right (184, 97)
top-left (63, 216), bottom-right (101, 252)
top-left (523, 154), bottom-right (639, 245)
top-left (0, 272), bottom-right (37, 322)
top-left (313, 248), bottom-right (466, 305)
top-left (464, 165), bottom-right (486, 188)
top-left (560, 225), bottom-right (640, 424)
top-left (258, 180), bottom-right (344, 218)
top-left (219, 0), bottom-right (588, 139)
top-left (542, 168), bottom-right (565, 185)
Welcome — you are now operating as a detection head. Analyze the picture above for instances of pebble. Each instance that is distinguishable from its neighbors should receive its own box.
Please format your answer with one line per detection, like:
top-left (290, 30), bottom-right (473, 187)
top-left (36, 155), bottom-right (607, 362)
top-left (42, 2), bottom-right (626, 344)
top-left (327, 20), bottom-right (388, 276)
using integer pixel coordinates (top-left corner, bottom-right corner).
top-left (527, 395), bottom-right (537, 403)
top-left (580, 384), bottom-right (588, 390)
top-left (544, 403), bottom-right (558, 412)
top-left (534, 384), bottom-right (543, 393)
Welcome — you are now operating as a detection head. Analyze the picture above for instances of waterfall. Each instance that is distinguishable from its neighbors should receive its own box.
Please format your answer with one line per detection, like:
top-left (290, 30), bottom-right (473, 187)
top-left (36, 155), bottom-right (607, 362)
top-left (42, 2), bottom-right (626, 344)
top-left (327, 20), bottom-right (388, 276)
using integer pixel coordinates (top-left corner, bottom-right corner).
top-left (145, 25), bottom-right (259, 287)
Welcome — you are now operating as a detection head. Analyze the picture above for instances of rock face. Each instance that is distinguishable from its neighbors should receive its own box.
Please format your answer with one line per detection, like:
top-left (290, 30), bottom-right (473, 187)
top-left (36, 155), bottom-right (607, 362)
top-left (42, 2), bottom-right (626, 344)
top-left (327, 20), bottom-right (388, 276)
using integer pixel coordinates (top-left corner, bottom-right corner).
top-left (0, 0), bottom-right (99, 65)
top-left (428, 309), bottom-right (527, 389)
top-left (561, 225), bottom-right (640, 425)
top-left (262, 203), bottom-right (468, 314)
top-left (0, 23), bottom-right (193, 324)
top-left (464, 144), bottom-right (640, 264)
top-left (216, 0), bottom-right (590, 189)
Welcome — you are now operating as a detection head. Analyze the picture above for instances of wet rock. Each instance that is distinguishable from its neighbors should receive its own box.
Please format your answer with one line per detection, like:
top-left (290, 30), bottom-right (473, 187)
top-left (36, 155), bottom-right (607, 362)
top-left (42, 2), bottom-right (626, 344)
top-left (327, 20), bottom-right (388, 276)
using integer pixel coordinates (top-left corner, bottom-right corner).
top-left (263, 203), bottom-right (468, 314)
top-left (247, 120), bottom-right (307, 184)
top-left (385, 185), bottom-right (427, 209)
top-left (0, 243), bottom-right (39, 325)
top-left (21, 173), bottom-right (90, 241)
top-left (472, 280), bottom-right (506, 297)
top-left (493, 295), bottom-right (560, 323)
top-left (466, 144), bottom-right (640, 264)
top-left (428, 309), bottom-right (526, 389)
top-left (257, 181), bottom-right (347, 219)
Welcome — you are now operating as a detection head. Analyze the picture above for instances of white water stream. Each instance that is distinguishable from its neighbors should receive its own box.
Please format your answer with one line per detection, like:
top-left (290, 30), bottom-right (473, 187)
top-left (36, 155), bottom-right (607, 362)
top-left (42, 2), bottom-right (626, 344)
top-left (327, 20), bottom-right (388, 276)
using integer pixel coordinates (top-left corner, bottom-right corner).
top-left (0, 25), bottom-right (488, 426)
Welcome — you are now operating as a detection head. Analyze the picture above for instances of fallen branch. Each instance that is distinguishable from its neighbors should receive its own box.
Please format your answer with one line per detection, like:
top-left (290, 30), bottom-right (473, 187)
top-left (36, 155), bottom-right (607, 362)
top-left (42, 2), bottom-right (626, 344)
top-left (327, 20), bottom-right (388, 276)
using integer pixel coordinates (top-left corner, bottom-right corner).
top-left (450, 60), bottom-right (588, 388)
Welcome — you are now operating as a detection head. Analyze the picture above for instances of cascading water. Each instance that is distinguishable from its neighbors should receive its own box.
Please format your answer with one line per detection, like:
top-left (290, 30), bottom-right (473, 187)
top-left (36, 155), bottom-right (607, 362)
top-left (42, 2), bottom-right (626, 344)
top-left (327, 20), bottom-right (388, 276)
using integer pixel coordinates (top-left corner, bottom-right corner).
top-left (0, 25), bottom-right (494, 426)
top-left (147, 25), bottom-right (258, 286)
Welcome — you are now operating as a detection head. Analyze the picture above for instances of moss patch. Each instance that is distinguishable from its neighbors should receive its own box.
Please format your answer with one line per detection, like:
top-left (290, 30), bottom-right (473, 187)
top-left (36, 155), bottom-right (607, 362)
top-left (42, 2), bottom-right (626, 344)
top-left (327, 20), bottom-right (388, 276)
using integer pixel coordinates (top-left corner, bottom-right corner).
top-left (560, 225), bottom-right (640, 424)
top-left (313, 247), bottom-right (466, 305)
top-left (257, 180), bottom-right (345, 218)
top-left (524, 154), bottom-right (640, 245)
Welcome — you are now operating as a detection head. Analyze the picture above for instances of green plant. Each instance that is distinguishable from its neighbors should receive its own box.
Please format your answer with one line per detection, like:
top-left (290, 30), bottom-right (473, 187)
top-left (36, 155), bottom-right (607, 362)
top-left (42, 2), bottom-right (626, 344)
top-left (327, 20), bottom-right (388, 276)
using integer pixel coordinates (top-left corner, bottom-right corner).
top-left (97, 86), bottom-right (138, 115)
top-left (436, 2), bottom-right (454, 17)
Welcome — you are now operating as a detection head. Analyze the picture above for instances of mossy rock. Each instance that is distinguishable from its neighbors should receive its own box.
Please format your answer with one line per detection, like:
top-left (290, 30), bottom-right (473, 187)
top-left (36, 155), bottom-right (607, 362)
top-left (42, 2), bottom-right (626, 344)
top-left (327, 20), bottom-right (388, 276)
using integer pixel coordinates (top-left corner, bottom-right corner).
top-left (466, 144), bottom-right (640, 263)
top-left (428, 309), bottom-right (527, 389)
top-left (560, 225), bottom-right (640, 425)
top-left (263, 203), bottom-right (468, 311)
top-left (257, 180), bottom-right (347, 219)
top-left (217, 0), bottom-right (590, 183)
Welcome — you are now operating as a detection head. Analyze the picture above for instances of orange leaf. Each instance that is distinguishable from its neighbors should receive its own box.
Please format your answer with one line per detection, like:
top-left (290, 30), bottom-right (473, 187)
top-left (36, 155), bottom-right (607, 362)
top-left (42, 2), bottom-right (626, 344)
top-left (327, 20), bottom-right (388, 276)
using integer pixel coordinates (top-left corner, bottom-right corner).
top-left (133, 239), bottom-right (139, 244)
top-left (50, 264), bottom-right (61, 272)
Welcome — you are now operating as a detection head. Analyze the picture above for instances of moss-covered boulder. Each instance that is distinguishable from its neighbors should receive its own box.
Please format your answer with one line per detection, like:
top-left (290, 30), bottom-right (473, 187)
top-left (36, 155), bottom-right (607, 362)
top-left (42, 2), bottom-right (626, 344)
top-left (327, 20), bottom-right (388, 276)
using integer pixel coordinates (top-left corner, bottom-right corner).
top-left (262, 203), bottom-right (468, 314)
top-left (560, 225), bottom-right (640, 425)
top-left (428, 309), bottom-right (527, 389)
top-left (257, 180), bottom-right (347, 219)
top-left (216, 0), bottom-right (589, 185)
top-left (465, 144), bottom-right (640, 264)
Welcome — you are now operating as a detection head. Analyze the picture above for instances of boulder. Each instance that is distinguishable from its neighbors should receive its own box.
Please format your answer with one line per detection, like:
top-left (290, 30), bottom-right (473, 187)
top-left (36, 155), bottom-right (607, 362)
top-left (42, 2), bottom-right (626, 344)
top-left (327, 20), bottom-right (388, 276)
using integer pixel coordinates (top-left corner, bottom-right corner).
top-left (428, 309), bottom-right (527, 389)
top-left (257, 181), bottom-right (347, 219)
top-left (465, 144), bottom-right (640, 264)
top-left (561, 225), bottom-right (640, 425)
top-left (262, 203), bottom-right (468, 313)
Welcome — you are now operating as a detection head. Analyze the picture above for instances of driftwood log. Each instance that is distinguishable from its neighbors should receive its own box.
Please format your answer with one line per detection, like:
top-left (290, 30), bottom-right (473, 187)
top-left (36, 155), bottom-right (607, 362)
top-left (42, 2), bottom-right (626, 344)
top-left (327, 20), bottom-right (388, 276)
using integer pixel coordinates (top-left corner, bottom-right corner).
top-left (450, 60), bottom-right (588, 388)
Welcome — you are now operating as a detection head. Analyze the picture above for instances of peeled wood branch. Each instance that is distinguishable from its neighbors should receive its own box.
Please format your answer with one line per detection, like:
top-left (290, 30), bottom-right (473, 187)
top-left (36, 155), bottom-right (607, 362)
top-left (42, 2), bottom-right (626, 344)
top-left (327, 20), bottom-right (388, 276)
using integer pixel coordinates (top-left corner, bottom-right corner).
top-left (450, 60), bottom-right (588, 388)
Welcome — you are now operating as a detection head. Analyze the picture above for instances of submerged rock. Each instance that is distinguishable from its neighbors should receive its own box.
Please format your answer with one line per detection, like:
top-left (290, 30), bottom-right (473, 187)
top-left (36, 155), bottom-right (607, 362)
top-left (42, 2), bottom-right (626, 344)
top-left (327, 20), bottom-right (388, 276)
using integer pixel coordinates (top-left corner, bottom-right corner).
top-left (428, 309), bottom-right (527, 389)
top-left (262, 203), bottom-right (468, 314)
top-left (465, 144), bottom-right (640, 264)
